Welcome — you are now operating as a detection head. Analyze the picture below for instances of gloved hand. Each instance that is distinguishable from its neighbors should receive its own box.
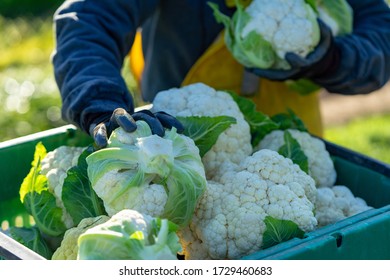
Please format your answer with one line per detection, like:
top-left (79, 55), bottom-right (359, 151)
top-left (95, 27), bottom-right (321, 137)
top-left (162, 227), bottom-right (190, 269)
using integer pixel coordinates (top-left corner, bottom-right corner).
top-left (247, 19), bottom-right (340, 81)
top-left (89, 108), bottom-right (184, 148)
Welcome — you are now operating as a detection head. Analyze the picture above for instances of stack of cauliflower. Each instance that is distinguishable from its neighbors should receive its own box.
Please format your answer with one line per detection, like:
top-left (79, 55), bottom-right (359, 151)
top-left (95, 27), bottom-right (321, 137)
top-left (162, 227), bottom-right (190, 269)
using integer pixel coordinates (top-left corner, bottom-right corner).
top-left (45, 83), bottom-right (372, 260)
top-left (152, 83), bottom-right (372, 260)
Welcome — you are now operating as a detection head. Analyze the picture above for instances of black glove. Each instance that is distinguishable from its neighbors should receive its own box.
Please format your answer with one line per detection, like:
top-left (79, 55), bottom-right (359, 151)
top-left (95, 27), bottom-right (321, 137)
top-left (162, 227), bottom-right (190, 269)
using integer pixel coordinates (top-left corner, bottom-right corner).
top-left (247, 19), bottom-right (340, 81)
top-left (89, 108), bottom-right (184, 148)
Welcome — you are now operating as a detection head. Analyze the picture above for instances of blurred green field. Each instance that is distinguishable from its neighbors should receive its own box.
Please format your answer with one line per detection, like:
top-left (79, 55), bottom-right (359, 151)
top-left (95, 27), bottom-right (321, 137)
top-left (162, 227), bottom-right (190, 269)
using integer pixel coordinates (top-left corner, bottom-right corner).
top-left (1, 9), bottom-right (389, 165)
top-left (0, 15), bottom-right (65, 141)
top-left (0, 13), bottom-right (137, 142)
top-left (324, 114), bottom-right (390, 164)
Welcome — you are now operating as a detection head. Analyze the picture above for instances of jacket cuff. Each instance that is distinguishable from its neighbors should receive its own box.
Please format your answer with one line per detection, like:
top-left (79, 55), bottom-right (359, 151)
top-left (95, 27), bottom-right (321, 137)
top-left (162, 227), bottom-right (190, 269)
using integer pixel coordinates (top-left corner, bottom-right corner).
top-left (62, 82), bottom-right (134, 133)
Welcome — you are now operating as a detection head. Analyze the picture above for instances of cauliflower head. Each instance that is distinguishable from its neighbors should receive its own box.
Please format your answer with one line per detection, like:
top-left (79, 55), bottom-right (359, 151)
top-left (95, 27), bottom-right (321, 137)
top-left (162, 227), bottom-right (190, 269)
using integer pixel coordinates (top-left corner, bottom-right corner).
top-left (77, 209), bottom-right (182, 260)
top-left (256, 129), bottom-right (337, 188)
top-left (40, 145), bottom-right (86, 228)
top-left (243, 0), bottom-right (319, 62)
top-left (210, 0), bottom-right (353, 70)
top-left (315, 185), bottom-right (373, 228)
top-left (179, 149), bottom-right (317, 260)
top-left (209, 0), bottom-right (320, 69)
top-left (86, 120), bottom-right (207, 228)
top-left (51, 215), bottom-right (110, 260)
top-left (152, 82), bottom-right (252, 181)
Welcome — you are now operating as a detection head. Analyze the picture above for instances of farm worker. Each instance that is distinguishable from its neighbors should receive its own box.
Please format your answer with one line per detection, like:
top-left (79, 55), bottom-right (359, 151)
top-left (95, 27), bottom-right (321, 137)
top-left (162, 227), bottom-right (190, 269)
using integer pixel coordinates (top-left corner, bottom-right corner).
top-left (52, 0), bottom-right (390, 147)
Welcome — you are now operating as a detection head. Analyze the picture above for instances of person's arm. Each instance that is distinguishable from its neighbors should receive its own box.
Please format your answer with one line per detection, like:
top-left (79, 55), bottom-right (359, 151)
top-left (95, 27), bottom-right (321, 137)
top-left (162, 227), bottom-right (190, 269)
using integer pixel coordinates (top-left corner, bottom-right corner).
top-left (250, 0), bottom-right (390, 95)
top-left (52, 0), bottom-right (159, 132)
top-left (313, 0), bottom-right (390, 94)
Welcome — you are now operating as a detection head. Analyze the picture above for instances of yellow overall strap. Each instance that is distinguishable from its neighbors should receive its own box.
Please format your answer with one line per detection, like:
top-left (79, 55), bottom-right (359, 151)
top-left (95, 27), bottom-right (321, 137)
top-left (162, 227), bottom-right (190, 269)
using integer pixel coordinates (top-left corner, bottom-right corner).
top-left (225, 0), bottom-right (252, 8)
top-left (181, 32), bottom-right (324, 137)
top-left (129, 30), bottom-right (144, 88)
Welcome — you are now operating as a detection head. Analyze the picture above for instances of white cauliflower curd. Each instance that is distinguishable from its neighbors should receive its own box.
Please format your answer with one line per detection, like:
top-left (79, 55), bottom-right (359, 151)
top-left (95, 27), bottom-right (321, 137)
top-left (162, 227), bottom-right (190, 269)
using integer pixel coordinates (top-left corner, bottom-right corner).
top-left (179, 149), bottom-right (318, 260)
top-left (256, 129), bottom-right (337, 188)
top-left (315, 185), bottom-right (373, 227)
top-left (40, 145), bottom-right (86, 228)
top-left (86, 121), bottom-right (207, 228)
top-left (243, 0), bottom-right (319, 61)
top-left (209, 0), bottom-right (320, 69)
top-left (152, 82), bottom-right (252, 181)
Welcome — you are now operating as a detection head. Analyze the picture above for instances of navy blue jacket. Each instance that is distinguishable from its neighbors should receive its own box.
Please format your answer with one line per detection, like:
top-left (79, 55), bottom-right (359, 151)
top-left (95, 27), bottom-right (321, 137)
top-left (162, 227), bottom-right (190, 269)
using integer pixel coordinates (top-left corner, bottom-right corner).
top-left (52, 0), bottom-right (390, 132)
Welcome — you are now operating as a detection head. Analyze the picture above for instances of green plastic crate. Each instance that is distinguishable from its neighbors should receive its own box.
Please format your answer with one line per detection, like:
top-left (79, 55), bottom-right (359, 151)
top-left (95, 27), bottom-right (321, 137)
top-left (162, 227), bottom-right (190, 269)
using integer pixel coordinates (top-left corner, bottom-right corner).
top-left (1, 125), bottom-right (390, 260)
top-left (248, 208), bottom-right (390, 260)
top-left (243, 141), bottom-right (390, 260)
top-left (0, 125), bottom-right (92, 230)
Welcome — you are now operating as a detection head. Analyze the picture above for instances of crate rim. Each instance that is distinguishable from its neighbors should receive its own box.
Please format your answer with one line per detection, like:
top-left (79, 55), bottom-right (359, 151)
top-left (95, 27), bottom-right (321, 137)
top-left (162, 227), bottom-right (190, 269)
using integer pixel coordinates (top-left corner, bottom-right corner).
top-left (0, 125), bottom-right (79, 149)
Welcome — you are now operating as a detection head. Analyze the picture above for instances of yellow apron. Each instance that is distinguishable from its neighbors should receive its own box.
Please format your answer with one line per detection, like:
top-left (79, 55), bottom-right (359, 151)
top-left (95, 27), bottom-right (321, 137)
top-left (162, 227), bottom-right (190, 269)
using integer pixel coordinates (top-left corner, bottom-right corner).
top-left (129, 32), bottom-right (323, 136)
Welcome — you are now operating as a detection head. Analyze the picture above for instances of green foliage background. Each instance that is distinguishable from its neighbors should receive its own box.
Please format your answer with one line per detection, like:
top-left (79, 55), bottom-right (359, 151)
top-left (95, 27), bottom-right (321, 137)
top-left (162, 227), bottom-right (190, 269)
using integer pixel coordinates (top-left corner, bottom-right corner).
top-left (0, 0), bottom-right (64, 18)
top-left (325, 114), bottom-right (390, 164)
top-left (0, 2), bottom-right (64, 141)
top-left (0, 1), bottom-right (137, 142)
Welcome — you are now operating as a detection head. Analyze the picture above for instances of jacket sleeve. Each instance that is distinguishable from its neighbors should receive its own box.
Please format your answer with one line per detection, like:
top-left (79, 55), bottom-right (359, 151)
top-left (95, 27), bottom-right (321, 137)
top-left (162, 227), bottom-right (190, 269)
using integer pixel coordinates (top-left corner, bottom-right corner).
top-left (312, 0), bottom-right (390, 94)
top-left (52, 0), bottom-right (160, 132)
